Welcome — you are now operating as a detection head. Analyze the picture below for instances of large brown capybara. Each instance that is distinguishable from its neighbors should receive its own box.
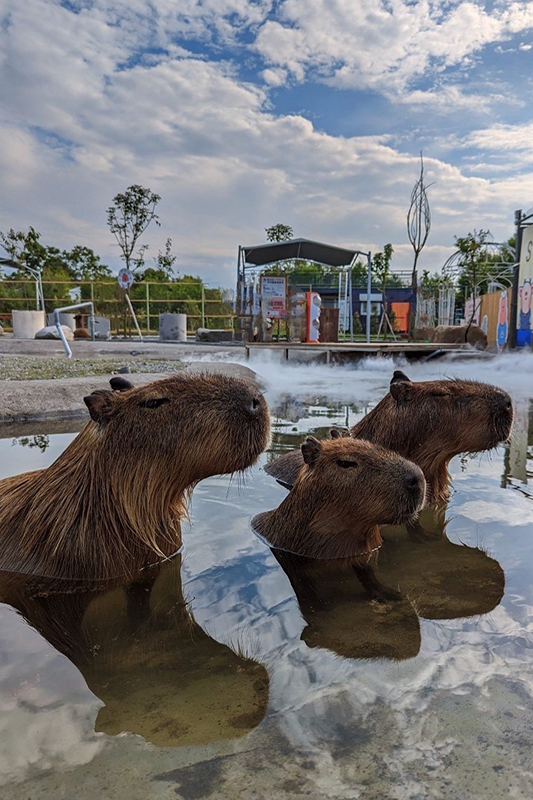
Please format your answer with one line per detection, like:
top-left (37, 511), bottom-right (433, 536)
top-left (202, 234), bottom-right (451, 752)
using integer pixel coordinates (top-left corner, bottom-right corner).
top-left (271, 504), bottom-right (504, 662)
top-left (431, 324), bottom-right (488, 349)
top-left (0, 373), bottom-right (270, 580)
top-left (0, 555), bottom-right (269, 747)
top-left (253, 434), bottom-right (425, 562)
top-left (265, 370), bottom-right (513, 504)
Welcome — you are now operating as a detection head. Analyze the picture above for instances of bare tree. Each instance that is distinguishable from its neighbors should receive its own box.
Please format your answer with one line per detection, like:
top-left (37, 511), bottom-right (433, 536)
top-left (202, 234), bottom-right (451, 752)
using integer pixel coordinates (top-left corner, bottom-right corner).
top-left (407, 153), bottom-right (432, 294)
top-left (107, 185), bottom-right (161, 272)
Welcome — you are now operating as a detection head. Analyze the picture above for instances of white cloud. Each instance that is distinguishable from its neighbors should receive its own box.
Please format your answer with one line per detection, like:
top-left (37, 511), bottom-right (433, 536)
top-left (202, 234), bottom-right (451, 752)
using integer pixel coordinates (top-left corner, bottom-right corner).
top-left (0, 0), bottom-right (531, 287)
top-left (254, 0), bottom-right (533, 101)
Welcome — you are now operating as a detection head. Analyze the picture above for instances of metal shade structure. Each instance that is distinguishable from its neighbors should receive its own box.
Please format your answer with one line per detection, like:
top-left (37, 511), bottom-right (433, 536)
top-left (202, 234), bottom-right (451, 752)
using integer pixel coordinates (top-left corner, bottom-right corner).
top-left (237, 238), bottom-right (373, 342)
top-left (241, 238), bottom-right (362, 270)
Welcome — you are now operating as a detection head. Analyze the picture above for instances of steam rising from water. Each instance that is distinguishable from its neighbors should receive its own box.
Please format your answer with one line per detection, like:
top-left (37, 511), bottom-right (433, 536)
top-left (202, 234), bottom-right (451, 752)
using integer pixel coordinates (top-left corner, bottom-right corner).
top-left (185, 350), bottom-right (533, 405)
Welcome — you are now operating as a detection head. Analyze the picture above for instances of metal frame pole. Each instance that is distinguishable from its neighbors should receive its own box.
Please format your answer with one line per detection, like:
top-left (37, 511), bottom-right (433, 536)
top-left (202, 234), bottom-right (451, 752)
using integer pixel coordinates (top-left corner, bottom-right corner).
top-left (349, 266), bottom-right (354, 342)
top-left (509, 209), bottom-right (522, 349)
top-left (366, 251), bottom-right (372, 343)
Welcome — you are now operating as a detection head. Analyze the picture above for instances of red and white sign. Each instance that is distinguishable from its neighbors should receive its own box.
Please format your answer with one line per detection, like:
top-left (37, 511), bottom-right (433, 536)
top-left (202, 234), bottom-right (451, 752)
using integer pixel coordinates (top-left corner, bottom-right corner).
top-left (118, 268), bottom-right (134, 290)
top-left (260, 276), bottom-right (287, 318)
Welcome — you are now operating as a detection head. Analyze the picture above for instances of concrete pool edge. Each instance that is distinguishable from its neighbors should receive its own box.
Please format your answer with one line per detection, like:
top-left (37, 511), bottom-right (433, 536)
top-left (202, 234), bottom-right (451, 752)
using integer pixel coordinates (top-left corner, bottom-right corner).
top-left (0, 362), bottom-right (260, 425)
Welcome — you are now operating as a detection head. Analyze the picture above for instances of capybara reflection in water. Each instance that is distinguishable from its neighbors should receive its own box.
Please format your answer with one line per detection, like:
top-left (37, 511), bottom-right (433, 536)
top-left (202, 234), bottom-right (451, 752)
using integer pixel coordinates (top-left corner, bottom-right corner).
top-left (272, 505), bottom-right (504, 662)
top-left (0, 373), bottom-right (270, 580)
top-left (0, 555), bottom-right (269, 747)
top-left (253, 434), bottom-right (425, 564)
top-left (266, 370), bottom-right (513, 504)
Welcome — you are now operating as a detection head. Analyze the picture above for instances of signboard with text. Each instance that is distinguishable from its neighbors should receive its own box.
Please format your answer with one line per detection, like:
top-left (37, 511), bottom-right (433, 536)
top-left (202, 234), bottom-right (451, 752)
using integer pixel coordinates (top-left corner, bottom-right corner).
top-left (260, 275), bottom-right (287, 318)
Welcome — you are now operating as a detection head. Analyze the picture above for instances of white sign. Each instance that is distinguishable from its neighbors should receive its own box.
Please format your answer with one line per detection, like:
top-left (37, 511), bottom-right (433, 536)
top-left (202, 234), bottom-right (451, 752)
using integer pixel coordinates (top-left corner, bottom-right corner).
top-left (118, 268), bottom-right (134, 290)
top-left (260, 276), bottom-right (287, 318)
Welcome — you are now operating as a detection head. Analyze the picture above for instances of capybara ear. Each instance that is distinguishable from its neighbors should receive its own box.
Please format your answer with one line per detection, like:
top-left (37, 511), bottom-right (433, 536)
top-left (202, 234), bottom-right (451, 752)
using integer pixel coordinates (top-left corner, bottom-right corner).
top-left (301, 436), bottom-right (321, 467)
top-left (109, 376), bottom-right (134, 392)
top-left (390, 370), bottom-right (412, 402)
top-left (330, 428), bottom-right (348, 439)
top-left (391, 370), bottom-right (410, 384)
top-left (83, 390), bottom-right (115, 424)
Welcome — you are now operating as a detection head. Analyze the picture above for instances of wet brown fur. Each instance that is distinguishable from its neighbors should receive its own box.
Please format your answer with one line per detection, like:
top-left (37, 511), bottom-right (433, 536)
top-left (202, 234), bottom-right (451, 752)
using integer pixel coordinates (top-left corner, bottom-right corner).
top-left (265, 372), bottom-right (513, 504)
top-left (0, 372), bottom-right (270, 580)
top-left (253, 436), bottom-right (425, 560)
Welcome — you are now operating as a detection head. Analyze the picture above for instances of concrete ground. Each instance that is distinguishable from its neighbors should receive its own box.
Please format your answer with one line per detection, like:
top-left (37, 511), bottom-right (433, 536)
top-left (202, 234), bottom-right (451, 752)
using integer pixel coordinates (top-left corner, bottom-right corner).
top-left (0, 336), bottom-right (241, 360)
top-left (0, 337), bottom-right (258, 424)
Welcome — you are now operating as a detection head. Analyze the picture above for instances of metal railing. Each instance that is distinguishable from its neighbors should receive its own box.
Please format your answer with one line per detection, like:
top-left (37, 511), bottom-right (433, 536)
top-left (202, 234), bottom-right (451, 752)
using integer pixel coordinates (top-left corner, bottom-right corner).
top-left (0, 280), bottom-right (236, 335)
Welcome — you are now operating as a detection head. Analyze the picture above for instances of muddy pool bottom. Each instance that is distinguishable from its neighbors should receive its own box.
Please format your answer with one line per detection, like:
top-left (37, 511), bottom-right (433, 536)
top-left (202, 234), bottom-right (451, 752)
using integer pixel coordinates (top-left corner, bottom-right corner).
top-left (1, 378), bottom-right (533, 799)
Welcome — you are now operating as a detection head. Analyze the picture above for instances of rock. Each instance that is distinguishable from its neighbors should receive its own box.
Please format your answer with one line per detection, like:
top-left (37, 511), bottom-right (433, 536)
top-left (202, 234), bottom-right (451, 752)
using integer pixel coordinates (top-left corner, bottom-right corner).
top-left (118, 366), bottom-right (131, 374)
top-left (412, 327), bottom-right (435, 342)
top-left (195, 328), bottom-right (233, 343)
top-left (431, 324), bottom-right (488, 349)
top-left (35, 325), bottom-right (74, 341)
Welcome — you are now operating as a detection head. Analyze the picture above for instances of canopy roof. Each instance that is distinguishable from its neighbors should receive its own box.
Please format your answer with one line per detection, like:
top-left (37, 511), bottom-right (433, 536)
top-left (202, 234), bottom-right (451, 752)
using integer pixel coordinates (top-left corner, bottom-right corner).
top-left (241, 238), bottom-right (363, 269)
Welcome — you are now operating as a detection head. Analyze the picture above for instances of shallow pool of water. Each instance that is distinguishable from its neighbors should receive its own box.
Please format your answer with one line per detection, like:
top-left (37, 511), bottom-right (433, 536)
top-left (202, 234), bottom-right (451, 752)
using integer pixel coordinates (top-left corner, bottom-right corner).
top-left (1, 355), bottom-right (533, 799)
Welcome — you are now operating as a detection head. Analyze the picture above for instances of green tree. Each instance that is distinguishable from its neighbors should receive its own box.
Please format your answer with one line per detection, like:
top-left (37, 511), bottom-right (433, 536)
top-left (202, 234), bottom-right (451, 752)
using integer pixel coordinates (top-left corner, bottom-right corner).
top-left (63, 245), bottom-right (112, 281)
top-left (138, 238), bottom-right (177, 282)
top-left (372, 244), bottom-right (394, 289)
top-left (454, 229), bottom-right (493, 301)
top-left (107, 185), bottom-right (161, 272)
top-left (0, 227), bottom-right (46, 274)
top-left (265, 223), bottom-right (293, 242)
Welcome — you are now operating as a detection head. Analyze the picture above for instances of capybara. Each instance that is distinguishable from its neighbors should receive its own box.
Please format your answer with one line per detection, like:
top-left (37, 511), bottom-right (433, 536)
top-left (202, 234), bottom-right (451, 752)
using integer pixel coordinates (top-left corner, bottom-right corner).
top-left (73, 327), bottom-right (91, 339)
top-left (0, 555), bottom-right (269, 746)
top-left (0, 373), bottom-right (270, 579)
top-left (253, 435), bottom-right (425, 561)
top-left (74, 313), bottom-right (91, 339)
top-left (271, 504), bottom-right (504, 662)
top-left (265, 370), bottom-right (513, 504)
top-left (431, 324), bottom-right (488, 349)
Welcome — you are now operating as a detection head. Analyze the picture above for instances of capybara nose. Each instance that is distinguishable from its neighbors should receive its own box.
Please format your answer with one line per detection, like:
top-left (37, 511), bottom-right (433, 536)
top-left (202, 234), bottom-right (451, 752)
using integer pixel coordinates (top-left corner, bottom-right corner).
top-left (404, 472), bottom-right (422, 492)
top-left (248, 393), bottom-right (264, 414)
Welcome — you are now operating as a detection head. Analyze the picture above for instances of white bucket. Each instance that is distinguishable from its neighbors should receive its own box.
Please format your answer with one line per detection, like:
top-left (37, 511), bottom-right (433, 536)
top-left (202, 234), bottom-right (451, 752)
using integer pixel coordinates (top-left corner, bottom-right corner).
top-left (12, 310), bottom-right (46, 339)
top-left (159, 313), bottom-right (187, 342)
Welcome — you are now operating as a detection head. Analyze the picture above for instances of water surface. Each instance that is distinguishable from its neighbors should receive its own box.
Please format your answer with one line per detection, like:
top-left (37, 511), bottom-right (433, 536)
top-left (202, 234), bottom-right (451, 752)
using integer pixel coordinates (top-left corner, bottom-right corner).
top-left (1, 354), bottom-right (533, 799)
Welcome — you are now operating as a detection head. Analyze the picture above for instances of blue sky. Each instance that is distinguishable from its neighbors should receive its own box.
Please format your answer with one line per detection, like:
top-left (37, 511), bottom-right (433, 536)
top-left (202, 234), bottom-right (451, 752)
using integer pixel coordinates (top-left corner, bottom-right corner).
top-left (1, 0), bottom-right (533, 287)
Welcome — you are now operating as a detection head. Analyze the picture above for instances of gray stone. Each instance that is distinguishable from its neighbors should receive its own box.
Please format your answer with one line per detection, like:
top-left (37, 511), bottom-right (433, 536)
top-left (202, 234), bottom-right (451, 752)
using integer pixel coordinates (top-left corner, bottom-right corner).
top-left (35, 325), bottom-right (74, 341)
top-left (196, 328), bottom-right (234, 343)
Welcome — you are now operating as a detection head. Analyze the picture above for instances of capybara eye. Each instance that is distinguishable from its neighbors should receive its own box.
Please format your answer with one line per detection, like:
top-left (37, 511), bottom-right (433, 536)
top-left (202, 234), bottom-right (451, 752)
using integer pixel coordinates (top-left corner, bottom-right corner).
top-left (138, 398), bottom-right (170, 409)
top-left (336, 460), bottom-right (358, 468)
